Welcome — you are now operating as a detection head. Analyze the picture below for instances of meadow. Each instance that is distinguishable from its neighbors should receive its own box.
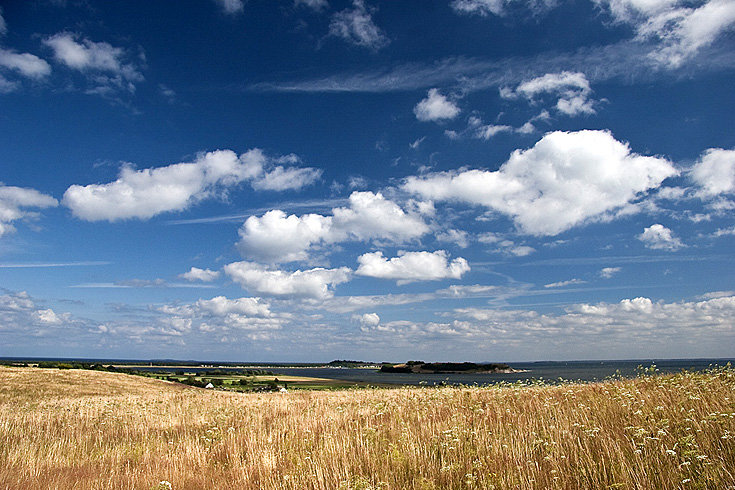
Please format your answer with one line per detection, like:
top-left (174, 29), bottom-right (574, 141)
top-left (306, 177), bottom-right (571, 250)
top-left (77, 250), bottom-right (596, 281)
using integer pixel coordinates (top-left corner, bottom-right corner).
top-left (0, 365), bottom-right (733, 489)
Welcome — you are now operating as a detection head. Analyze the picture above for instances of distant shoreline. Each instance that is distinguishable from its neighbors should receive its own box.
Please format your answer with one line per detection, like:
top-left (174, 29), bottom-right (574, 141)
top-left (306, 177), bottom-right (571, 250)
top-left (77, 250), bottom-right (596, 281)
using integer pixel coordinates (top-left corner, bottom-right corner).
top-left (379, 361), bottom-right (527, 375)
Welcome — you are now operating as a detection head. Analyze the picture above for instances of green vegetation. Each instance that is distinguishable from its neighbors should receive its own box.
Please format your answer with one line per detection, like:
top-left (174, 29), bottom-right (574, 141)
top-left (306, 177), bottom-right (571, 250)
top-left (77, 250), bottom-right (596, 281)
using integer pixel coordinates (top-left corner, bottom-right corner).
top-left (0, 360), bottom-right (365, 392)
top-left (327, 359), bottom-right (380, 368)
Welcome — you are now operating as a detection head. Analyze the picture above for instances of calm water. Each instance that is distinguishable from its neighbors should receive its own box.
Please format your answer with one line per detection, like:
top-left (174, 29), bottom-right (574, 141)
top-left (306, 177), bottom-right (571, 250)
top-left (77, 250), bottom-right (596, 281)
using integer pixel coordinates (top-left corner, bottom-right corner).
top-left (125, 358), bottom-right (733, 386)
top-left (267, 359), bottom-right (733, 386)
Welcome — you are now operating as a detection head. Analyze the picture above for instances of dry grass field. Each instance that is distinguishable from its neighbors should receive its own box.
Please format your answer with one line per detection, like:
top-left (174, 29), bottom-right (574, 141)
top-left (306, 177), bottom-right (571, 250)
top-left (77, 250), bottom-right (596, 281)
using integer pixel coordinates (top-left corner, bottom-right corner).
top-left (0, 365), bottom-right (733, 489)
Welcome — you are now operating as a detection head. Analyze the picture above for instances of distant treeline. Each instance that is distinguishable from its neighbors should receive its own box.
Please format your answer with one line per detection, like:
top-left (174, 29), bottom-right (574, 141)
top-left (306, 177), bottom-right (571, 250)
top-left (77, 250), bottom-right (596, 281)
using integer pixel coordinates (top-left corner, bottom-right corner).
top-left (380, 362), bottom-right (512, 373)
top-left (174, 368), bottom-right (273, 376)
top-left (327, 360), bottom-right (380, 367)
top-left (0, 360), bottom-right (272, 378)
top-left (5, 361), bottom-right (150, 376)
top-left (0, 358), bottom-right (317, 368)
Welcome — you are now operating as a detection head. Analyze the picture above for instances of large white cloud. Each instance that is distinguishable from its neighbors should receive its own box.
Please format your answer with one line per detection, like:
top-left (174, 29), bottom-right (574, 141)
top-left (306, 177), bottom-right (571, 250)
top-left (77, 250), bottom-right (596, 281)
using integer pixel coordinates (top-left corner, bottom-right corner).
top-left (596, 0), bottom-right (735, 67)
top-left (690, 148), bottom-right (735, 197)
top-left (224, 261), bottom-right (352, 299)
top-left (356, 250), bottom-right (470, 284)
top-left (0, 184), bottom-right (58, 237)
top-left (237, 191), bottom-right (430, 262)
top-left (238, 210), bottom-right (332, 263)
top-left (63, 149), bottom-right (320, 221)
top-left (329, 0), bottom-right (389, 50)
top-left (404, 130), bottom-right (677, 236)
top-left (414, 88), bottom-right (461, 122)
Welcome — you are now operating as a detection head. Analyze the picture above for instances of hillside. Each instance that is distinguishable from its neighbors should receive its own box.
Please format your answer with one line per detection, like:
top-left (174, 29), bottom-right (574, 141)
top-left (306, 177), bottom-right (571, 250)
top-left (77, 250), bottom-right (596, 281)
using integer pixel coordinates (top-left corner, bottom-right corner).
top-left (0, 365), bottom-right (191, 403)
top-left (1, 366), bottom-right (733, 489)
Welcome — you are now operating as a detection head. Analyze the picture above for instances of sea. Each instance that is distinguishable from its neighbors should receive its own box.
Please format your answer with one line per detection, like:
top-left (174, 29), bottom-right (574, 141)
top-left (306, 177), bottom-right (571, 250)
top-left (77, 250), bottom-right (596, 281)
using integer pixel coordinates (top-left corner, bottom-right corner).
top-left (51, 357), bottom-right (733, 387)
top-left (265, 359), bottom-right (733, 386)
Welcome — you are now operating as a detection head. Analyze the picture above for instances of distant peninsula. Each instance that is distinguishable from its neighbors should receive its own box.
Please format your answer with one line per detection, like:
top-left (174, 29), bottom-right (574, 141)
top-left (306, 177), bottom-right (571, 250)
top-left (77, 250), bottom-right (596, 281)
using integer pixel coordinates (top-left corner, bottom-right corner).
top-left (380, 361), bottom-right (520, 374)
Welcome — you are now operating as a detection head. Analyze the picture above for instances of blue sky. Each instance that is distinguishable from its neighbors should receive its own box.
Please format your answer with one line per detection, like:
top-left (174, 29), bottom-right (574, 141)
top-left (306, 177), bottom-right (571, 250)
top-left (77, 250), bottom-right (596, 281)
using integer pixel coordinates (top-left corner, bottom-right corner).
top-left (0, 0), bottom-right (734, 362)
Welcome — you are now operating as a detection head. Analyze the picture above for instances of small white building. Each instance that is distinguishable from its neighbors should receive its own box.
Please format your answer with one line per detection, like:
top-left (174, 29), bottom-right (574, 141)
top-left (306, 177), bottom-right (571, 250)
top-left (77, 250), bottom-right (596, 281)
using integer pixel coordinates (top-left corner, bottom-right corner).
top-left (279, 387), bottom-right (288, 393)
top-left (205, 382), bottom-right (214, 389)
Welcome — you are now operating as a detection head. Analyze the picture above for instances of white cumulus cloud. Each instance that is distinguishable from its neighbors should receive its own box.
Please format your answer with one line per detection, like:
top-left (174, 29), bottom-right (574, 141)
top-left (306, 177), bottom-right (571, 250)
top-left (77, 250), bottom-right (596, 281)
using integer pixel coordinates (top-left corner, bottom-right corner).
top-left (638, 223), bottom-right (685, 250)
top-left (414, 88), bottom-right (461, 122)
top-left (404, 130), bottom-right (677, 236)
top-left (179, 267), bottom-right (221, 282)
top-left (224, 261), bottom-right (352, 299)
top-left (238, 210), bottom-right (332, 263)
top-left (356, 250), bottom-right (470, 284)
top-left (690, 147), bottom-right (735, 197)
top-left (353, 312), bottom-right (381, 329)
top-left (0, 184), bottom-right (58, 237)
top-left (329, 0), bottom-right (389, 50)
top-left (63, 149), bottom-right (320, 222)
top-left (237, 191), bottom-right (430, 262)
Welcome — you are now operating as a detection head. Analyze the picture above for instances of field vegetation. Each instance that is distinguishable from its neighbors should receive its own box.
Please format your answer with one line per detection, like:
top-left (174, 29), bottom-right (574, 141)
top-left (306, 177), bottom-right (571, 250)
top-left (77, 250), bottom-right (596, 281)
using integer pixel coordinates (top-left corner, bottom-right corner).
top-left (0, 365), bottom-right (733, 489)
top-left (0, 360), bottom-right (358, 391)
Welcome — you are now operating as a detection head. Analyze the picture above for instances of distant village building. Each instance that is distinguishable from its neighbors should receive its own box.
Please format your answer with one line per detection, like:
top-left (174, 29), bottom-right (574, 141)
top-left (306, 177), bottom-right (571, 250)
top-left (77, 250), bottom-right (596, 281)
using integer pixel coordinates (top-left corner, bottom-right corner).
top-left (205, 382), bottom-right (214, 389)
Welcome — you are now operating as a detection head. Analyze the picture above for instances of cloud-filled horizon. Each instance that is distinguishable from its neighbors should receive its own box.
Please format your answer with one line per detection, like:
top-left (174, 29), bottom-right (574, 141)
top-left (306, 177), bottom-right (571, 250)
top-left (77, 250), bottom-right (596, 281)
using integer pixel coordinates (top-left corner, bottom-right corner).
top-left (0, 0), bottom-right (733, 362)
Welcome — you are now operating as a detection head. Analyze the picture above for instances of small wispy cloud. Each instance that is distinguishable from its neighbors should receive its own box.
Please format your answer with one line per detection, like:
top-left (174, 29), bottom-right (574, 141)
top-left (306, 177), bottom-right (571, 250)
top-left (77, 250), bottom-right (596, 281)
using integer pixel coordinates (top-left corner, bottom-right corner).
top-left (599, 267), bottom-right (621, 279)
top-left (70, 281), bottom-right (215, 289)
top-left (213, 0), bottom-right (245, 15)
top-left (544, 278), bottom-right (586, 288)
top-left (0, 261), bottom-right (111, 268)
top-left (248, 41), bottom-right (735, 94)
top-left (328, 0), bottom-right (389, 50)
top-left (165, 198), bottom-right (348, 225)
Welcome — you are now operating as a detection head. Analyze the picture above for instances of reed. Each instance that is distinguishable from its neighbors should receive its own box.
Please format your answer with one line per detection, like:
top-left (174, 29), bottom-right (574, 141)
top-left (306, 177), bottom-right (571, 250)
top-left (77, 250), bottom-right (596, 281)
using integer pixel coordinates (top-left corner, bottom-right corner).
top-left (0, 365), bottom-right (733, 489)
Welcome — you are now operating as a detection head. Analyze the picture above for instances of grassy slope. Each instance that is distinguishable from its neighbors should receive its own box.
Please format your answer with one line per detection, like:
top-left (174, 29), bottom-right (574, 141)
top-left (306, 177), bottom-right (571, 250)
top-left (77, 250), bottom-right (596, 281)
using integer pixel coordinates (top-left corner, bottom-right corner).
top-left (0, 366), bottom-right (733, 489)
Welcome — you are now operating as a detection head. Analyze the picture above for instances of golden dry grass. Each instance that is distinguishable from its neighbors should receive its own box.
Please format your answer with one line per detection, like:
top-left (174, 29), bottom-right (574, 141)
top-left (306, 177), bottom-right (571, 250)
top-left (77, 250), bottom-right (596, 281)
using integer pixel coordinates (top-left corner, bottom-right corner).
top-left (0, 365), bottom-right (733, 489)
